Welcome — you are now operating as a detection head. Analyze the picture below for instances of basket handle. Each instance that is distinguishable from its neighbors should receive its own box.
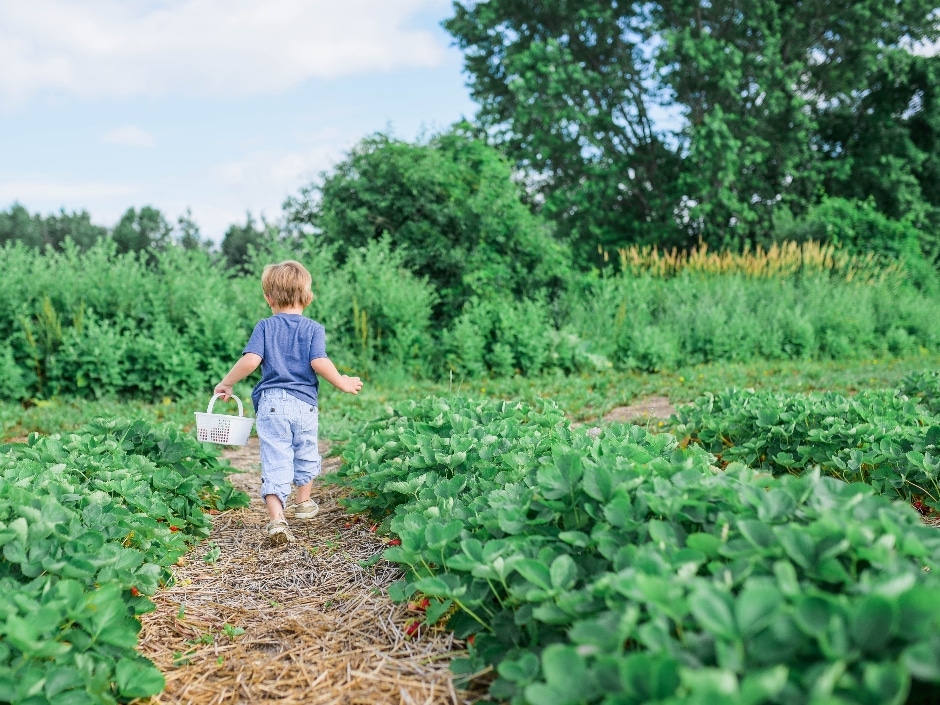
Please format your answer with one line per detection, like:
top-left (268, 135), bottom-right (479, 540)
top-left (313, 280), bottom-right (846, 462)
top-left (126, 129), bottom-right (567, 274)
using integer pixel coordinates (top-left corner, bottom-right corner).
top-left (207, 394), bottom-right (245, 417)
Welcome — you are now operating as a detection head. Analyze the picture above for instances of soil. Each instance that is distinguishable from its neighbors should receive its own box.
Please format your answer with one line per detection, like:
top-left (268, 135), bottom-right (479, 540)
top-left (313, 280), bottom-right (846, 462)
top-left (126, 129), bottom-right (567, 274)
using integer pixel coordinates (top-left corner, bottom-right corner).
top-left (601, 395), bottom-right (676, 424)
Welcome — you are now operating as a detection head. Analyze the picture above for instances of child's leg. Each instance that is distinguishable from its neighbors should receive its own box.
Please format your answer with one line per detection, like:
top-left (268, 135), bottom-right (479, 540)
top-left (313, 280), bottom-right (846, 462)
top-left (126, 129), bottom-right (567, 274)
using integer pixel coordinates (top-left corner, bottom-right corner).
top-left (264, 494), bottom-right (286, 521)
top-left (256, 391), bottom-right (297, 522)
top-left (291, 404), bottom-right (321, 516)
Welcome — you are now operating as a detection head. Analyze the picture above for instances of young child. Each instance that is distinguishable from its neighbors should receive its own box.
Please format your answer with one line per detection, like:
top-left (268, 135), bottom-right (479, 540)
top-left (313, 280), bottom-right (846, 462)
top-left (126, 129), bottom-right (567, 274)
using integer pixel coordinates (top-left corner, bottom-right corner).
top-left (214, 260), bottom-right (363, 545)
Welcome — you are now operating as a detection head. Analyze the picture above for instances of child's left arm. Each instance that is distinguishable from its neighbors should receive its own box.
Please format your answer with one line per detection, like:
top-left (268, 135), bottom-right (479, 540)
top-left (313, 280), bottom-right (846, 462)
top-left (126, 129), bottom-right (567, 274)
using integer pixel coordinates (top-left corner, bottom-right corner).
top-left (311, 357), bottom-right (363, 394)
top-left (214, 353), bottom-right (262, 400)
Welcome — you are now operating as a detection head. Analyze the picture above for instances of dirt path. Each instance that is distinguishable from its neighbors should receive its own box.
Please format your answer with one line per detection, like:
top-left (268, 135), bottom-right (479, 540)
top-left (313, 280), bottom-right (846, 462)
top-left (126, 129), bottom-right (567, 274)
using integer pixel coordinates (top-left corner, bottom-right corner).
top-left (137, 438), bottom-right (475, 705)
top-left (601, 396), bottom-right (676, 424)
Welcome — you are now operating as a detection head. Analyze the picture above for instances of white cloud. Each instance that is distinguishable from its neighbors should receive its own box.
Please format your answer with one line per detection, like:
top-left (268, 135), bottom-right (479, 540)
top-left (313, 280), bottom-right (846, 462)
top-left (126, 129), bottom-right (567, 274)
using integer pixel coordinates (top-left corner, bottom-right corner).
top-left (214, 128), bottom-right (349, 205)
top-left (0, 0), bottom-right (451, 106)
top-left (175, 129), bottom-right (349, 242)
top-left (0, 178), bottom-right (139, 203)
top-left (102, 125), bottom-right (155, 147)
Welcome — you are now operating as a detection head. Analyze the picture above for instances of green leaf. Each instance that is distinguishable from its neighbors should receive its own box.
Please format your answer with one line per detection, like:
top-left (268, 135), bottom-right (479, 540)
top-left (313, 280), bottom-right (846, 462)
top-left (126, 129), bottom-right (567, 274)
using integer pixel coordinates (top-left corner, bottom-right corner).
top-left (413, 574), bottom-right (466, 599)
top-left (115, 658), bottom-right (166, 698)
top-left (425, 520), bottom-right (463, 550)
top-left (43, 666), bottom-right (85, 697)
top-left (850, 594), bottom-right (897, 654)
top-left (774, 526), bottom-right (816, 569)
top-left (525, 645), bottom-right (589, 704)
top-left (735, 581), bottom-right (783, 637)
top-left (926, 426), bottom-right (940, 447)
top-left (538, 449), bottom-right (583, 499)
top-left (690, 584), bottom-right (737, 640)
top-left (740, 666), bottom-right (788, 704)
top-left (386, 580), bottom-right (412, 603)
top-left (550, 555), bottom-right (578, 591)
top-left (582, 465), bottom-right (615, 502)
top-left (793, 594), bottom-right (834, 639)
top-left (515, 559), bottom-right (553, 591)
top-left (425, 598), bottom-right (453, 625)
top-left (773, 560), bottom-right (801, 598)
top-left (903, 638), bottom-right (940, 682)
top-left (618, 652), bottom-right (680, 700)
top-left (738, 519), bottom-right (776, 550)
top-left (686, 532), bottom-right (721, 559)
top-left (498, 652), bottom-right (540, 684)
top-left (558, 531), bottom-right (590, 547)
top-left (862, 662), bottom-right (907, 705)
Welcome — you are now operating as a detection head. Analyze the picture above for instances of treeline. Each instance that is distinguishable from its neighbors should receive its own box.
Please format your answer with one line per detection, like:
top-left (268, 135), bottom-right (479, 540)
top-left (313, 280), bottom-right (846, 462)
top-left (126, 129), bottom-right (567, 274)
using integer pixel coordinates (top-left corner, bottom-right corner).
top-left (444, 0), bottom-right (940, 264)
top-left (0, 203), bottom-right (277, 272)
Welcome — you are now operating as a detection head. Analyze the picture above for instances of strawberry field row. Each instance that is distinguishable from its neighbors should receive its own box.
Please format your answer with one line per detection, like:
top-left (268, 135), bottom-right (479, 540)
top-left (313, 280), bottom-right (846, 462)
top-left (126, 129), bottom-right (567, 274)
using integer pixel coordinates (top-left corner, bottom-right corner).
top-left (0, 420), bottom-right (249, 705)
top-left (332, 393), bottom-right (940, 705)
top-left (674, 372), bottom-right (940, 511)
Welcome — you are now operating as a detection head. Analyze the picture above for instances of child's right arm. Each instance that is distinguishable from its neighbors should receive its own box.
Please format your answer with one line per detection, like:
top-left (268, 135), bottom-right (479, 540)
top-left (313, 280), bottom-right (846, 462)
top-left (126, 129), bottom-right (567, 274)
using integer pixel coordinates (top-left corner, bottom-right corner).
top-left (214, 353), bottom-right (262, 400)
top-left (311, 358), bottom-right (363, 395)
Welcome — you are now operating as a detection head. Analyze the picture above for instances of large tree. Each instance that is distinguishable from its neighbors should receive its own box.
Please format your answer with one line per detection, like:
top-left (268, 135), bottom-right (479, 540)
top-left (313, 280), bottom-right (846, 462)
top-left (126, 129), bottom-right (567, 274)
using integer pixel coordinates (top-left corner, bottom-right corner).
top-left (445, 0), bottom-right (940, 255)
top-left (283, 126), bottom-right (571, 320)
top-left (112, 206), bottom-right (172, 255)
top-left (445, 1), bottom-right (685, 256)
top-left (658, 0), bottom-right (939, 247)
top-left (817, 51), bottom-right (940, 233)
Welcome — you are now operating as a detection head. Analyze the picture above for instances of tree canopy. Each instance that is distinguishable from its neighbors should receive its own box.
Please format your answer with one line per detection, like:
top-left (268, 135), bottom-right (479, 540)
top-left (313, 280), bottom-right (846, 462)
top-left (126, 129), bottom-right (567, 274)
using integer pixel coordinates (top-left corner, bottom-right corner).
top-left (283, 126), bottom-right (571, 319)
top-left (445, 0), bottom-right (940, 258)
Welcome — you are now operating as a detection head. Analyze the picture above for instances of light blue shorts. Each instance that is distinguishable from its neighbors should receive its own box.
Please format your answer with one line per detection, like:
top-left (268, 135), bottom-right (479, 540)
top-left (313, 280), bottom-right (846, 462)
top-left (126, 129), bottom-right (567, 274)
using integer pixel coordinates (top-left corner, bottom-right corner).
top-left (256, 389), bottom-right (322, 508)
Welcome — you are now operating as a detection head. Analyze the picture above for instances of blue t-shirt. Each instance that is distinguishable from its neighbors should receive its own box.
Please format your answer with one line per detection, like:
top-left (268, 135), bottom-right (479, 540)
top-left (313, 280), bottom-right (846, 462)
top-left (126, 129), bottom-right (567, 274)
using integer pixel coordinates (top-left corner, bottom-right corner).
top-left (243, 313), bottom-right (328, 411)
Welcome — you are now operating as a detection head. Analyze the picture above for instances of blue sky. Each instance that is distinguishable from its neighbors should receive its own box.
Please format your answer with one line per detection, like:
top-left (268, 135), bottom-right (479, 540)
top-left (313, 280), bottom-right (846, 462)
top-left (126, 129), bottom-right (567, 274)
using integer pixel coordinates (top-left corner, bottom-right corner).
top-left (0, 1), bottom-right (477, 242)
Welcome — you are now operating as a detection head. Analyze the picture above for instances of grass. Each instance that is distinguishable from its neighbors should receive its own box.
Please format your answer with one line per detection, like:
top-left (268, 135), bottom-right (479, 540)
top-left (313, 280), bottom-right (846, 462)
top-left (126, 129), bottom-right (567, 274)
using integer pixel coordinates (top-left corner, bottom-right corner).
top-left (2, 351), bottom-right (936, 443)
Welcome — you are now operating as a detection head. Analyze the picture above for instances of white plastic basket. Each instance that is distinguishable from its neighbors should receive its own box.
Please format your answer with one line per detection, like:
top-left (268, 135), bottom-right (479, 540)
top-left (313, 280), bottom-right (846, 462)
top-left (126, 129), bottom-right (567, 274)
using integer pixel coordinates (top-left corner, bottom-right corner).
top-left (194, 394), bottom-right (254, 446)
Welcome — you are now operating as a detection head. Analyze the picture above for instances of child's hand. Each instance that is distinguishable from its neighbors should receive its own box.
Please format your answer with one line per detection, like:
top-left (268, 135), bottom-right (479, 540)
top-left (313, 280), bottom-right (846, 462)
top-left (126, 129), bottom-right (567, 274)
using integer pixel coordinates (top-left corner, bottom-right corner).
top-left (341, 375), bottom-right (363, 395)
top-left (214, 383), bottom-right (233, 400)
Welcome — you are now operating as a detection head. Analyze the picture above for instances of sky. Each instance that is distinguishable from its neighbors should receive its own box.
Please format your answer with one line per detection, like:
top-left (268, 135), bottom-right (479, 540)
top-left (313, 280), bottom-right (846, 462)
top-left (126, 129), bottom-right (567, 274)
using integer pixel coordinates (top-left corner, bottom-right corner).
top-left (0, 0), bottom-right (478, 243)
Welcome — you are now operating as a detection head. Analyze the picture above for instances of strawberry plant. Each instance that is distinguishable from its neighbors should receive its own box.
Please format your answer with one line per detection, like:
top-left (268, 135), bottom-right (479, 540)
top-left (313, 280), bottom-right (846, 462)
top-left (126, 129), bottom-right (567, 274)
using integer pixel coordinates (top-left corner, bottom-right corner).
top-left (0, 418), bottom-right (248, 704)
top-left (333, 395), bottom-right (940, 705)
top-left (673, 388), bottom-right (940, 509)
top-left (901, 371), bottom-right (940, 415)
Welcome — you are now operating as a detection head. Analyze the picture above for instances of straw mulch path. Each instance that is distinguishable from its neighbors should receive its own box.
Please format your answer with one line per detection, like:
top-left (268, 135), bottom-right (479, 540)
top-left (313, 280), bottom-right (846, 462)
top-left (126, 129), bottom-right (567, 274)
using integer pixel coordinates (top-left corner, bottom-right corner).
top-left (136, 438), bottom-right (482, 705)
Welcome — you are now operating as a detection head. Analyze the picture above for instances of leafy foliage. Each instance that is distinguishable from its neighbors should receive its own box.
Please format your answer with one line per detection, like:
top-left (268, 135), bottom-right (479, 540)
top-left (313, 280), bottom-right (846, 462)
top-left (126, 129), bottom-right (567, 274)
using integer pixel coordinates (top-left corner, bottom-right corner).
top-left (674, 388), bottom-right (940, 508)
top-left (1, 231), bottom-right (938, 400)
top-left (111, 207), bottom-right (173, 256)
top-left (284, 127), bottom-right (571, 320)
top-left (0, 204), bottom-right (107, 252)
top-left (0, 418), bottom-right (248, 704)
top-left (445, 1), bottom-right (940, 260)
top-left (332, 395), bottom-right (940, 704)
top-left (901, 371), bottom-right (940, 416)
top-left (445, 1), bottom-right (684, 255)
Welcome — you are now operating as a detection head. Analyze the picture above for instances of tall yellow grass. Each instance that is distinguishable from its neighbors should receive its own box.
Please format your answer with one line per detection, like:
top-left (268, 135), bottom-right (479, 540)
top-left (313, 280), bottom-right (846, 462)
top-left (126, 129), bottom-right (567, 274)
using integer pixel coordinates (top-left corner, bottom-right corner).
top-left (614, 240), bottom-right (903, 285)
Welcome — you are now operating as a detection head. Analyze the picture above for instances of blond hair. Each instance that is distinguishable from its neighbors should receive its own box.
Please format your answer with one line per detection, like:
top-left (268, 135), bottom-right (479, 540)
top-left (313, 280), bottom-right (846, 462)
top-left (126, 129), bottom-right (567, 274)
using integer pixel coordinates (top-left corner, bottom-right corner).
top-left (261, 260), bottom-right (314, 309)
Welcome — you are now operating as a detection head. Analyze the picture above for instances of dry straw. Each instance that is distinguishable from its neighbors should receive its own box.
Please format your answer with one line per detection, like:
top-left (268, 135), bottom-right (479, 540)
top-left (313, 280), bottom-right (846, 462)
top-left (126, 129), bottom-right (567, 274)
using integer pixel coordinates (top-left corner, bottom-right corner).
top-left (614, 240), bottom-right (903, 285)
top-left (136, 440), bottom-right (486, 705)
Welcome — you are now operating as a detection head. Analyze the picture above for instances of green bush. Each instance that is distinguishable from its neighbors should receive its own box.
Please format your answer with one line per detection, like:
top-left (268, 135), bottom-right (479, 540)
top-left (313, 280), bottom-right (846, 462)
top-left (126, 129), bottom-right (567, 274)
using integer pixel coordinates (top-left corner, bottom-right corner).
top-left (0, 343), bottom-right (28, 401)
top-left (774, 197), bottom-right (939, 292)
top-left (0, 238), bottom-right (439, 398)
top-left (1, 233), bottom-right (938, 399)
top-left (284, 126), bottom-right (572, 321)
top-left (562, 270), bottom-right (940, 370)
